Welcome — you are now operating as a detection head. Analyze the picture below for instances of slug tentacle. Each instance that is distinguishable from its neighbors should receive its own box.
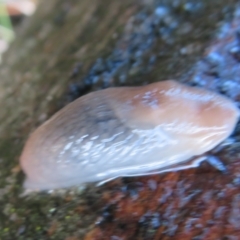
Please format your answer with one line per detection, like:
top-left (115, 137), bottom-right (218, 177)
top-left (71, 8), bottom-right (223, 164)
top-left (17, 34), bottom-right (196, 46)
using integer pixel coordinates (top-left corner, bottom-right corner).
top-left (20, 80), bottom-right (240, 190)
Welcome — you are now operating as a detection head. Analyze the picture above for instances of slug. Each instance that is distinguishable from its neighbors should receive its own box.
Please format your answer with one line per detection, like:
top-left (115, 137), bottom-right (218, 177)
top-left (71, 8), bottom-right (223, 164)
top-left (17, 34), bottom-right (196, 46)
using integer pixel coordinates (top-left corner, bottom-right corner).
top-left (20, 80), bottom-right (240, 190)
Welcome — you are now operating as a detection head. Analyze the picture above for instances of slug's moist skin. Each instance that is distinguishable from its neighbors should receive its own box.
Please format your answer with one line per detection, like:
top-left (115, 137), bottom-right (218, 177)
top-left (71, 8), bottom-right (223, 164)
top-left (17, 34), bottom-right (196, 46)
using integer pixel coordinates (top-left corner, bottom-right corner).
top-left (20, 80), bottom-right (240, 190)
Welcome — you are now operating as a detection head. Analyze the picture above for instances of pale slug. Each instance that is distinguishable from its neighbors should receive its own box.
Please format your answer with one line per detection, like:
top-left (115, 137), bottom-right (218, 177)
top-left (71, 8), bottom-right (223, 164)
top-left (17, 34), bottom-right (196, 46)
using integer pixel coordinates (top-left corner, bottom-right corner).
top-left (20, 80), bottom-right (240, 190)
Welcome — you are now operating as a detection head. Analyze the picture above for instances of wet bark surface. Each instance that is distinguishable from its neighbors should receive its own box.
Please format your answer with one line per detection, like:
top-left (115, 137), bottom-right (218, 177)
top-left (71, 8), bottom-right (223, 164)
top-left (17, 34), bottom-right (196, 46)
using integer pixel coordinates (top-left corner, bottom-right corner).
top-left (0, 0), bottom-right (240, 239)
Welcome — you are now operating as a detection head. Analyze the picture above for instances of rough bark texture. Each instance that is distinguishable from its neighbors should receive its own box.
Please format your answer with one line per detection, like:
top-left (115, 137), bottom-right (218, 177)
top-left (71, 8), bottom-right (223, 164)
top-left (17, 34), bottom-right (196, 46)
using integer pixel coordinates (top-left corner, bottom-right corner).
top-left (0, 0), bottom-right (240, 239)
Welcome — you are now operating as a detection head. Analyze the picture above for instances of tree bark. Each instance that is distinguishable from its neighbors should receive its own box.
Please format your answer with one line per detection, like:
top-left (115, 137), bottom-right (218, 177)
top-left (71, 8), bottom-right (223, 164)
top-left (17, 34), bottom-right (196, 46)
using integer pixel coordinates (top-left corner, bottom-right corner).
top-left (0, 0), bottom-right (239, 239)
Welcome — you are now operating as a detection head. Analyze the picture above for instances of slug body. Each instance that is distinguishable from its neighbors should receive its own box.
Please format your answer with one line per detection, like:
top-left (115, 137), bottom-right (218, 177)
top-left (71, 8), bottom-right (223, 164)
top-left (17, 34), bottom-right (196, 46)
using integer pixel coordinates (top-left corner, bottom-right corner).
top-left (20, 80), bottom-right (240, 190)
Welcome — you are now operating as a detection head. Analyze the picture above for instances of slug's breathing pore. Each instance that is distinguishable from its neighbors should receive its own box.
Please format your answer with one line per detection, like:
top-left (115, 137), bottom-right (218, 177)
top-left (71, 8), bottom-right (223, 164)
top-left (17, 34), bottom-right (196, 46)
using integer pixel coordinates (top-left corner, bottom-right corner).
top-left (20, 80), bottom-right (240, 190)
